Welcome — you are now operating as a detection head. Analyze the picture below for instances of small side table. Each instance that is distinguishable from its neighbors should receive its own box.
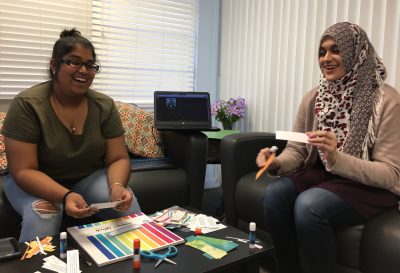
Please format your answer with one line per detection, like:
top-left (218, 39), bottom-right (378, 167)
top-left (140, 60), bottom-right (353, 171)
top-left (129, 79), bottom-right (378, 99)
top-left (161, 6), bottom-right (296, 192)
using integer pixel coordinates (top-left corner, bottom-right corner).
top-left (203, 130), bottom-right (240, 164)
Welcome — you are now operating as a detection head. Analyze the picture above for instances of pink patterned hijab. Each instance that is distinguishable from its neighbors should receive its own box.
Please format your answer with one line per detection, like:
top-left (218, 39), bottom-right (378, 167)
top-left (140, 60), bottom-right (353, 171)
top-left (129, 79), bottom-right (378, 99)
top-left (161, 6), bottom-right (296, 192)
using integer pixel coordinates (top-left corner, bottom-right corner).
top-left (315, 22), bottom-right (387, 160)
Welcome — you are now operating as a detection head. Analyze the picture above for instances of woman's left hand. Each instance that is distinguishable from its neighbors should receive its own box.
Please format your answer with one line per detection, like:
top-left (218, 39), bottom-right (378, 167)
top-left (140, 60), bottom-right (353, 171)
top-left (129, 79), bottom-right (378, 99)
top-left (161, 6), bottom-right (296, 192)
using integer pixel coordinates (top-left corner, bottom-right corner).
top-left (306, 130), bottom-right (338, 166)
top-left (109, 184), bottom-right (133, 211)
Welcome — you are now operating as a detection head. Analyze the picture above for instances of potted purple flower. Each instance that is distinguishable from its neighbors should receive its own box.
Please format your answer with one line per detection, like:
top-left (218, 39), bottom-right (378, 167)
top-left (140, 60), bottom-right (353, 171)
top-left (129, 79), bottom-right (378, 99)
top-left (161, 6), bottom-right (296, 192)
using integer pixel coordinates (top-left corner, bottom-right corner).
top-left (211, 97), bottom-right (246, 130)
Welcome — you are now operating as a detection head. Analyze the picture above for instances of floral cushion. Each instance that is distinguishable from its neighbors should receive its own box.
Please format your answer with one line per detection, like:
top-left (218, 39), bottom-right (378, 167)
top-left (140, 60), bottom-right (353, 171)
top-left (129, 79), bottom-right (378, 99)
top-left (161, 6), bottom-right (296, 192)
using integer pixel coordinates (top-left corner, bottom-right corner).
top-left (115, 101), bottom-right (164, 158)
top-left (0, 112), bottom-right (8, 174)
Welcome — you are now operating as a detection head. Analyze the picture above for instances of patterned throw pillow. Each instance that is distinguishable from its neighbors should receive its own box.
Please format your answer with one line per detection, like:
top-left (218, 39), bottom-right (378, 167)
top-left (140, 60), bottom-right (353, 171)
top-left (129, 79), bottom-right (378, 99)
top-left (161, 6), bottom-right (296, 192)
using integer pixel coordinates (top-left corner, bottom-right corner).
top-left (0, 112), bottom-right (8, 174)
top-left (115, 101), bottom-right (164, 158)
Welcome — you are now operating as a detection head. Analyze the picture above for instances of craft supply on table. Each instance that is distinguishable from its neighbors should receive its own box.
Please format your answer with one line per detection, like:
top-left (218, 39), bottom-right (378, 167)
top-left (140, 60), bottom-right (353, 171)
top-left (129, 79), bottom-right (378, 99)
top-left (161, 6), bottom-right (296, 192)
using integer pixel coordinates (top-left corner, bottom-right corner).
top-left (66, 249), bottom-right (80, 273)
top-left (41, 255), bottom-right (67, 273)
top-left (151, 206), bottom-right (226, 233)
top-left (59, 232), bottom-right (67, 259)
top-left (186, 213), bottom-right (226, 234)
top-left (38, 252), bottom-right (90, 273)
top-left (140, 245), bottom-right (178, 268)
top-left (185, 235), bottom-right (238, 259)
top-left (67, 212), bottom-right (184, 266)
top-left (225, 236), bottom-right (263, 249)
top-left (195, 227), bottom-right (202, 235)
top-left (36, 236), bottom-right (46, 255)
top-left (133, 238), bottom-right (141, 269)
top-left (151, 206), bottom-right (196, 226)
top-left (21, 236), bottom-right (55, 260)
top-left (248, 222), bottom-right (256, 249)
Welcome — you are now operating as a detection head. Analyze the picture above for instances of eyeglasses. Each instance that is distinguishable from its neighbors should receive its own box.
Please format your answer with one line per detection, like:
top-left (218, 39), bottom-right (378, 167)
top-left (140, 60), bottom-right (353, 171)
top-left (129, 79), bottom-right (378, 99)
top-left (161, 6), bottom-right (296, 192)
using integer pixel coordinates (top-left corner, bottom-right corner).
top-left (61, 59), bottom-right (100, 72)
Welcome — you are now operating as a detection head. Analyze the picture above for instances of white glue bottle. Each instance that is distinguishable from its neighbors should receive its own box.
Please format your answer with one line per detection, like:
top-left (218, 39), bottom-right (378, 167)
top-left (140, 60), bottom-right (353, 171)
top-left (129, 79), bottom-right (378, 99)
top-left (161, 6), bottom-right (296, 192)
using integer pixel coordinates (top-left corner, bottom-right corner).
top-left (249, 222), bottom-right (256, 249)
top-left (60, 231), bottom-right (67, 259)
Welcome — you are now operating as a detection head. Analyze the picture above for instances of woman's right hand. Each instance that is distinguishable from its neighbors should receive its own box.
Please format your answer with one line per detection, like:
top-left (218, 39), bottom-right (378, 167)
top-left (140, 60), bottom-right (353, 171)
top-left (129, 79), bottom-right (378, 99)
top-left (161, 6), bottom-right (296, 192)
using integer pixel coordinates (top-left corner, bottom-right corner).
top-left (256, 147), bottom-right (280, 170)
top-left (64, 192), bottom-right (98, 218)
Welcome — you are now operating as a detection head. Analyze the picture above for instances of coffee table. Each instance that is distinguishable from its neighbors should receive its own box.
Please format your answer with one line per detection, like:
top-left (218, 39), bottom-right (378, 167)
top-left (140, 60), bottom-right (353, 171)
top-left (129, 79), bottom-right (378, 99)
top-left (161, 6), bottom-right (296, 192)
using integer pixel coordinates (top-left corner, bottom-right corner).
top-left (0, 219), bottom-right (272, 273)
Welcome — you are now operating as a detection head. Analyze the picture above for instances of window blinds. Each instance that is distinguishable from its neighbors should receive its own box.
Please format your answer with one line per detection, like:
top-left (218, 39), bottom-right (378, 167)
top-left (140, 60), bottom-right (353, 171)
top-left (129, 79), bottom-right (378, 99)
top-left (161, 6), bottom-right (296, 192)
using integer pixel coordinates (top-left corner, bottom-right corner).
top-left (0, 0), bottom-right (91, 99)
top-left (91, 0), bottom-right (198, 104)
top-left (0, 0), bottom-right (198, 105)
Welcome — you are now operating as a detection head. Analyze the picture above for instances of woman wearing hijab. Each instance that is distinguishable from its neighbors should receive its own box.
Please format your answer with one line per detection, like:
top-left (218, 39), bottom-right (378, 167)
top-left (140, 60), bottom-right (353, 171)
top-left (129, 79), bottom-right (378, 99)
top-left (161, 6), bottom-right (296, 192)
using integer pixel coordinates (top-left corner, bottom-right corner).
top-left (256, 22), bottom-right (400, 273)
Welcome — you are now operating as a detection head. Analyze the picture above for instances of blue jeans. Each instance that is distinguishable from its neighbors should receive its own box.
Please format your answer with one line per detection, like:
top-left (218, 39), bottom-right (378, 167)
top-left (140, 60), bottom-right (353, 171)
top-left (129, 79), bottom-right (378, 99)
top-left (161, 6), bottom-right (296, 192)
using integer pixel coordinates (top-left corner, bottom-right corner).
top-left (263, 177), bottom-right (365, 273)
top-left (4, 168), bottom-right (141, 242)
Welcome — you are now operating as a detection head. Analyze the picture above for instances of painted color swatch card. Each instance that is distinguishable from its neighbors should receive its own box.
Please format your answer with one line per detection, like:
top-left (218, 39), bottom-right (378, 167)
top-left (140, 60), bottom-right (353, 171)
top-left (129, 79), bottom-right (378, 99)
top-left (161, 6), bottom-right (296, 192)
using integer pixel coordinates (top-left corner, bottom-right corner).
top-left (67, 212), bottom-right (185, 267)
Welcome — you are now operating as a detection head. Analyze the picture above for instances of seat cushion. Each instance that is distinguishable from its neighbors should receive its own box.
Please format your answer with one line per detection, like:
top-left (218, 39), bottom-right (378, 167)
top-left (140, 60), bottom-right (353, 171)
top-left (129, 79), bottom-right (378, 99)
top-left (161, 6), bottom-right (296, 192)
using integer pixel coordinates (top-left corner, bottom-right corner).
top-left (334, 224), bottom-right (364, 271)
top-left (115, 101), bottom-right (164, 158)
top-left (361, 208), bottom-right (400, 273)
top-left (235, 172), bottom-right (273, 230)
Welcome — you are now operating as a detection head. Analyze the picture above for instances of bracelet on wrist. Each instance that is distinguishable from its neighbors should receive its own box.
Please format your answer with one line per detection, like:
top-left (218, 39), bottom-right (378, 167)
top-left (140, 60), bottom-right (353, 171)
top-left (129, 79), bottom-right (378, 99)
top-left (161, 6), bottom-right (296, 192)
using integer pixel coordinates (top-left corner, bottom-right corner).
top-left (109, 182), bottom-right (125, 193)
top-left (62, 190), bottom-right (75, 208)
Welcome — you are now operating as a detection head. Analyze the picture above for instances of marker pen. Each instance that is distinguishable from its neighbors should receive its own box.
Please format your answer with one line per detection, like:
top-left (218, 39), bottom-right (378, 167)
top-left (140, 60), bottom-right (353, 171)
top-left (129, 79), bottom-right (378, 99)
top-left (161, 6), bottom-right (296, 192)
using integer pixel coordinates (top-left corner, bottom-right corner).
top-left (133, 238), bottom-right (141, 269)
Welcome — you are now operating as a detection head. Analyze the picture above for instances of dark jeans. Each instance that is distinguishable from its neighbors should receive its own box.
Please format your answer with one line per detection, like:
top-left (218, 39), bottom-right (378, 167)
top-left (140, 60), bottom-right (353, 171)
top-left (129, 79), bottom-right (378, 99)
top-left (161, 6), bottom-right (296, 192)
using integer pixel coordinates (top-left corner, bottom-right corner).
top-left (263, 177), bottom-right (365, 273)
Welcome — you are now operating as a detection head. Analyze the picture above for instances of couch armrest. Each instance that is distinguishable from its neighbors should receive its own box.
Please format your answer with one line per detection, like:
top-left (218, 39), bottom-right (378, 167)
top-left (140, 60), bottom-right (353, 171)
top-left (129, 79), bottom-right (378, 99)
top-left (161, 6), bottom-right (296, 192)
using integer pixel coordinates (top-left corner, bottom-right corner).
top-left (361, 208), bottom-right (400, 273)
top-left (220, 132), bottom-right (286, 226)
top-left (161, 131), bottom-right (208, 209)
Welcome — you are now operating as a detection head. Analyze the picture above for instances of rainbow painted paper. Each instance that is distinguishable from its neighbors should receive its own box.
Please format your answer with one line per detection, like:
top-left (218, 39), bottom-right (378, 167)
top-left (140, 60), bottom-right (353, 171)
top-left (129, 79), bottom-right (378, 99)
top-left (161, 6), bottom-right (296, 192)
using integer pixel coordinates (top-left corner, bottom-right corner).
top-left (67, 212), bottom-right (184, 266)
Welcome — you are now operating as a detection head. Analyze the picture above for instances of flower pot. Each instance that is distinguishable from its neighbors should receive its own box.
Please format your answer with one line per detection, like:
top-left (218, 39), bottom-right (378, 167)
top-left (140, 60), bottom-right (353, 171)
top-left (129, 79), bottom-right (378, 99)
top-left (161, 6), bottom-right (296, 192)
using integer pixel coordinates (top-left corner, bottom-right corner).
top-left (222, 122), bottom-right (233, 130)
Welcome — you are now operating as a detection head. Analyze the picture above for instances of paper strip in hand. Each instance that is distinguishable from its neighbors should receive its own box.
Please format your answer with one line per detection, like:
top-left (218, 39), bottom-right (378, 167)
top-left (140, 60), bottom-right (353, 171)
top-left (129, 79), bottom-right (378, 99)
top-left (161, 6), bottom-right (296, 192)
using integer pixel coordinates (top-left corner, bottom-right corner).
top-left (89, 200), bottom-right (123, 210)
top-left (276, 131), bottom-right (308, 143)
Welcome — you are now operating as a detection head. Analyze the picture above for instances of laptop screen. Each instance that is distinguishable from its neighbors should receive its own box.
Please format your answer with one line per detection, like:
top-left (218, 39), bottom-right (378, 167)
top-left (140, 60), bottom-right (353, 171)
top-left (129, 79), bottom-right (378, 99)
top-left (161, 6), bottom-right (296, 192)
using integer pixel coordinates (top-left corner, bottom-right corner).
top-left (154, 91), bottom-right (211, 130)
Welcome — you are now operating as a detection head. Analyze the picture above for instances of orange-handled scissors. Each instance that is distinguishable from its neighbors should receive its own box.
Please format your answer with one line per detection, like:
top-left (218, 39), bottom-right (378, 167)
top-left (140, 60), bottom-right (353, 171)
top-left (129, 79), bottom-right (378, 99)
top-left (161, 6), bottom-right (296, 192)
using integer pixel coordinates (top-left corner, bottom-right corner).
top-left (255, 146), bottom-right (278, 180)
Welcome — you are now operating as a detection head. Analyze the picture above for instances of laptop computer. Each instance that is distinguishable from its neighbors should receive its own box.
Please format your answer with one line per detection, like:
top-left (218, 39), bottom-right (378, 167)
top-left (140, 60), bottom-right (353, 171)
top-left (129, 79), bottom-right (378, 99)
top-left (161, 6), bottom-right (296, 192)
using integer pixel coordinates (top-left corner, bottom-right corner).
top-left (154, 91), bottom-right (220, 131)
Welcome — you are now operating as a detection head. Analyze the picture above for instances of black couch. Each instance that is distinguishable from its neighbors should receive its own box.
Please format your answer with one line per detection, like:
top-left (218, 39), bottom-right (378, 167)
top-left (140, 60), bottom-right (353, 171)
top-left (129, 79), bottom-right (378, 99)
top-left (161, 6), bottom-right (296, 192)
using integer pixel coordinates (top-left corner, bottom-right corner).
top-left (0, 130), bottom-right (208, 240)
top-left (221, 132), bottom-right (400, 273)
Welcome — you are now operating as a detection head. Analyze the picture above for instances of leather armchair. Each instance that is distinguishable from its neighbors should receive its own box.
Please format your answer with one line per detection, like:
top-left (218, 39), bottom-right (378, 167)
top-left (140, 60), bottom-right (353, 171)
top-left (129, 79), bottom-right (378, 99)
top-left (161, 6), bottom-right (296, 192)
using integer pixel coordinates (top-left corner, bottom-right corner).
top-left (0, 130), bottom-right (208, 240)
top-left (221, 132), bottom-right (400, 273)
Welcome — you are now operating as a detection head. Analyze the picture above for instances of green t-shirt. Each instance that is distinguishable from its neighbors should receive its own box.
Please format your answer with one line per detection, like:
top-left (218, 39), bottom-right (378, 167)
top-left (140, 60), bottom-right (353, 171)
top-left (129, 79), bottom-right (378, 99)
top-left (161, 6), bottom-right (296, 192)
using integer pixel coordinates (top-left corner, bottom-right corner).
top-left (2, 81), bottom-right (125, 183)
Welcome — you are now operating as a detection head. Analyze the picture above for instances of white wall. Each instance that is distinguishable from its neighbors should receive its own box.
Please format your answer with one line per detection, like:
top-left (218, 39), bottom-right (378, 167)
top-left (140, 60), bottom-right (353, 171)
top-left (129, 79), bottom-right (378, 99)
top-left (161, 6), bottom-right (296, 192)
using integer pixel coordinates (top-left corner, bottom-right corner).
top-left (196, 0), bottom-right (221, 188)
top-left (219, 0), bottom-right (400, 133)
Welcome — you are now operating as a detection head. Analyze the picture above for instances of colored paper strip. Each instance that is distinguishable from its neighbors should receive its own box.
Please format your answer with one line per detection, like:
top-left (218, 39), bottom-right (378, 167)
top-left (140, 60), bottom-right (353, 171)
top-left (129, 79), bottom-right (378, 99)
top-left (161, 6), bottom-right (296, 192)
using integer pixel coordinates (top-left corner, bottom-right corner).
top-left (95, 234), bottom-right (125, 257)
top-left (87, 236), bottom-right (116, 259)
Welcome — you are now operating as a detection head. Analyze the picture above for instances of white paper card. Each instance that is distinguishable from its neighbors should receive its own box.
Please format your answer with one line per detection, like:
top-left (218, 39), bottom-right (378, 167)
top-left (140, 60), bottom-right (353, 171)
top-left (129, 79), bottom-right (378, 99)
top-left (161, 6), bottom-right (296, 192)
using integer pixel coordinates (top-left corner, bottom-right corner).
top-left (276, 131), bottom-right (308, 143)
top-left (89, 200), bottom-right (123, 210)
top-left (42, 255), bottom-right (67, 273)
top-left (107, 223), bottom-right (141, 236)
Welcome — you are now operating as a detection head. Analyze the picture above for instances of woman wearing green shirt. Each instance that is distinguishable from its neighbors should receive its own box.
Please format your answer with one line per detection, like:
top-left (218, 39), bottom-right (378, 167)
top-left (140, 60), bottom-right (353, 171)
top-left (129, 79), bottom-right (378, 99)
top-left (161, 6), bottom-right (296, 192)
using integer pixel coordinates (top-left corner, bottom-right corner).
top-left (2, 28), bottom-right (140, 242)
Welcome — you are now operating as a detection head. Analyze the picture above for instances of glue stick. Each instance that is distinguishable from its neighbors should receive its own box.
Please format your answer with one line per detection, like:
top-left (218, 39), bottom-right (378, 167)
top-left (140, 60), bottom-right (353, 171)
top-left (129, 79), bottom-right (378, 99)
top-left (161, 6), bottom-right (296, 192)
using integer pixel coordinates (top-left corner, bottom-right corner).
top-left (133, 238), bottom-right (141, 269)
top-left (60, 232), bottom-right (67, 259)
top-left (249, 222), bottom-right (256, 249)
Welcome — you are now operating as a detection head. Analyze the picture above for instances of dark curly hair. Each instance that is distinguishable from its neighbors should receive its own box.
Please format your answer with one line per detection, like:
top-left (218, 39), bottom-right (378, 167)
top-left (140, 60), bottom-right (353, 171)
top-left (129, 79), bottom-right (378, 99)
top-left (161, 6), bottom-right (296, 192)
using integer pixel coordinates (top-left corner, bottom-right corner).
top-left (50, 28), bottom-right (96, 79)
